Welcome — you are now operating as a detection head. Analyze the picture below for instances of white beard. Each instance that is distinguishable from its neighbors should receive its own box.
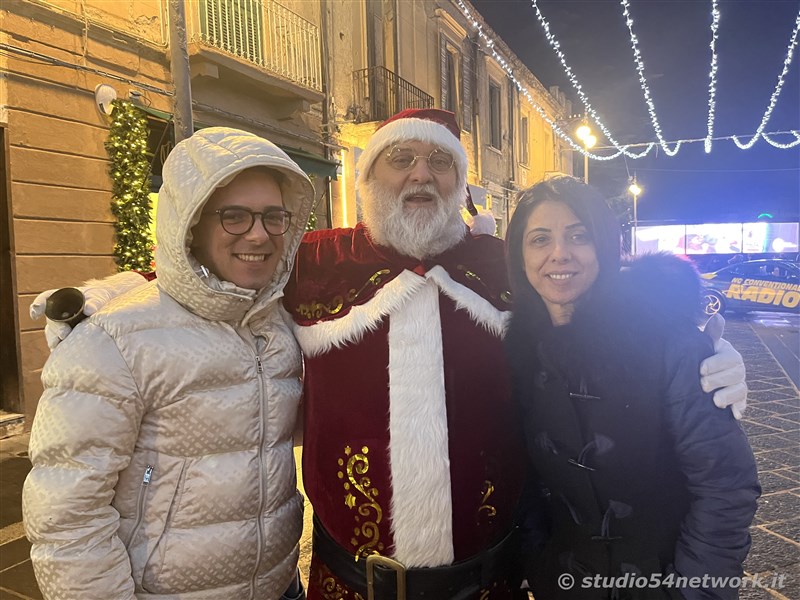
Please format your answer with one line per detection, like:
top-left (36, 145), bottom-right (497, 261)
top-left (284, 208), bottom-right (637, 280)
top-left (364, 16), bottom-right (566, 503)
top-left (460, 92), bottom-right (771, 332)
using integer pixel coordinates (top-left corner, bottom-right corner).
top-left (361, 180), bottom-right (466, 259)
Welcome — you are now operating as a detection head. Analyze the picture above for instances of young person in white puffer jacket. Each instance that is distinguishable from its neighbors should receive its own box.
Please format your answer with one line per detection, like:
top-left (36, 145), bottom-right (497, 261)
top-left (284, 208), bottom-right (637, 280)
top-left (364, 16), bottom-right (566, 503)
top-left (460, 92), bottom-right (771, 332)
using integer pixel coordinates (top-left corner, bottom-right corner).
top-left (23, 128), bottom-right (314, 599)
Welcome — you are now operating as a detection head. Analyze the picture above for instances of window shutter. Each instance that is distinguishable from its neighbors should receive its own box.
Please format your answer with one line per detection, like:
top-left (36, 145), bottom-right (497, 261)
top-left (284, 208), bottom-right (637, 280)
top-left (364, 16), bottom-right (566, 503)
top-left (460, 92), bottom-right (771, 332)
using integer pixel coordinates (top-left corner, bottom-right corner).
top-left (203, 0), bottom-right (263, 63)
top-left (461, 38), bottom-right (473, 132)
top-left (203, 0), bottom-right (225, 46)
top-left (440, 34), bottom-right (449, 111)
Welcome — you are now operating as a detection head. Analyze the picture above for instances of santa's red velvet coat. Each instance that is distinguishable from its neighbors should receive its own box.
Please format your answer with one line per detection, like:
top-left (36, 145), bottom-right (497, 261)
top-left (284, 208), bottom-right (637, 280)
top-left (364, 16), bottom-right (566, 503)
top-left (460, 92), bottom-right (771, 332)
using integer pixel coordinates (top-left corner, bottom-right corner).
top-left (284, 224), bottom-right (526, 598)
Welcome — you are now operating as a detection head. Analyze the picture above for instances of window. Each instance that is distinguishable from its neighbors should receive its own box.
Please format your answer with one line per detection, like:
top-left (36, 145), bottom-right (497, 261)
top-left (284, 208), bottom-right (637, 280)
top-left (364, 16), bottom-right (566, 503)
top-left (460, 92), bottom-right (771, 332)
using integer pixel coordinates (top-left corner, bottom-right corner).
top-left (440, 38), bottom-right (460, 115)
top-left (461, 41), bottom-right (473, 132)
top-left (202, 0), bottom-right (264, 64)
top-left (444, 50), bottom-right (458, 113)
top-left (489, 81), bottom-right (501, 149)
top-left (520, 116), bottom-right (529, 165)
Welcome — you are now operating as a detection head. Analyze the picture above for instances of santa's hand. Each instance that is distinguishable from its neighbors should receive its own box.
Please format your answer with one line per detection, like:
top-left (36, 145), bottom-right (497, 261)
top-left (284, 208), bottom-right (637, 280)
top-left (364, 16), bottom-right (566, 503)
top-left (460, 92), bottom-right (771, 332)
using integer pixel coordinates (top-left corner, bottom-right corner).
top-left (700, 314), bottom-right (748, 419)
top-left (29, 271), bottom-right (147, 350)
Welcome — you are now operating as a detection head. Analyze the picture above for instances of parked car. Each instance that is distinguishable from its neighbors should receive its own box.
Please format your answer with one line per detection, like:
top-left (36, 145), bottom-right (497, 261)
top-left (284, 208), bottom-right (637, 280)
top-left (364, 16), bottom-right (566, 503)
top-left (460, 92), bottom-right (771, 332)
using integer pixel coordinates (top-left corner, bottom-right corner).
top-left (700, 259), bottom-right (800, 315)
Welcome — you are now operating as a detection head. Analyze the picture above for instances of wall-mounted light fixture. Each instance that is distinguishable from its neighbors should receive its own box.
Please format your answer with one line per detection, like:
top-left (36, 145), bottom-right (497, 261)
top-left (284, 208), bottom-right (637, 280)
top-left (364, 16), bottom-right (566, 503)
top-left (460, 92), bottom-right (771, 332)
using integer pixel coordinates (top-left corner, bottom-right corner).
top-left (94, 84), bottom-right (117, 115)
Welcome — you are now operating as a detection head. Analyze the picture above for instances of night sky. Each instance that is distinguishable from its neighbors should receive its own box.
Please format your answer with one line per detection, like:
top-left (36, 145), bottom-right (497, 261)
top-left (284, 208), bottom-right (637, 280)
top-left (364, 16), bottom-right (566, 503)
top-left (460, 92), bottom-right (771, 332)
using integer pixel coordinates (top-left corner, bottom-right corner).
top-left (470, 0), bottom-right (800, 224)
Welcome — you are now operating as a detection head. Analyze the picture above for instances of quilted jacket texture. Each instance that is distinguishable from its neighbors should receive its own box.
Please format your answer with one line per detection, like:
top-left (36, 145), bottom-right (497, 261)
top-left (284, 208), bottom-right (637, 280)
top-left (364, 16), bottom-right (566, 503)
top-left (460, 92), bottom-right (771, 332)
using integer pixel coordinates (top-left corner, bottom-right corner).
top-left (23, 128), bottom-right (315, 599)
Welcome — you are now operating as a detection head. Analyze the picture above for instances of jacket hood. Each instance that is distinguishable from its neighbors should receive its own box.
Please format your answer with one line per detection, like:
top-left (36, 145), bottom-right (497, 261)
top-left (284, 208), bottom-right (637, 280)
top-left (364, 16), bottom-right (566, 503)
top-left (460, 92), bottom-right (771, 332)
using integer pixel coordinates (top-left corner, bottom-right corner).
top-left (154, 127), bottom-right (314, 323)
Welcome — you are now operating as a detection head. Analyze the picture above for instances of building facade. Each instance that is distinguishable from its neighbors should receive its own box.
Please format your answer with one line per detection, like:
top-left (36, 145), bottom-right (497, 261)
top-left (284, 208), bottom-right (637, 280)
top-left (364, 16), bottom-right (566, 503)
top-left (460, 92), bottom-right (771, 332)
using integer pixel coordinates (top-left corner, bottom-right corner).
top-left (1, 0), bottom-right (571, 425)
top-left (325, 0), bottom-right (572, 234)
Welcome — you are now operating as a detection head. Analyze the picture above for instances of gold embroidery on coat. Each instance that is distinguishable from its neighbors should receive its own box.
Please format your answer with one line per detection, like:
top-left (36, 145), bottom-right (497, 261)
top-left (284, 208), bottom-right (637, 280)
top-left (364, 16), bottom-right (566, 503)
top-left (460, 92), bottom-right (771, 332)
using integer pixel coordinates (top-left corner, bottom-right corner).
top-left (298, 296), bottom-right (345, 319)
top-left (478, 480), bottom-right (497, 520)
top-left (458, 265), bottom-right (481, 282)
top-left (456, 265), bottom-right (512, 305)
top-left (320, 576), bottom-right (345, 599)
top-left (317, 563), bottom-right (366, 599)
top-left (479, 590), bottom-right (491, 600)
top-left (337, 445), bottom-right (384, 560)
top-left (297, 269), bottom-right (391, 319)
top-left (347, 269), bottom-right (391, 302)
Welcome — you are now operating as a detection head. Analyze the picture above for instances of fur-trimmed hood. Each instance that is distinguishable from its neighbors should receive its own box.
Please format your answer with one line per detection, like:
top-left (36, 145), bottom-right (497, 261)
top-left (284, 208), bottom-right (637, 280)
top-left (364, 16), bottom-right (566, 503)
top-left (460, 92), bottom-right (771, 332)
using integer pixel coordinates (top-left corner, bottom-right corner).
top-left (584, 252), bottom-right (706, 329)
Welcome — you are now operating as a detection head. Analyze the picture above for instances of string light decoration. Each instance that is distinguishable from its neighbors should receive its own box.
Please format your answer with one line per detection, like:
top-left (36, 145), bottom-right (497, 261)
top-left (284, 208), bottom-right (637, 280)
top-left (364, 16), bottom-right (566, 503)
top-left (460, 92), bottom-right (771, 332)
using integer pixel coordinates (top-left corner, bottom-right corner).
top-left (620, 0), bottom-right (681, 156)
top-left (530, 0), bottom-right (654, 159)
top-left (760, 131), bottom-right (800, 150)
top-left (306, 212), bottom-right (317, 231)
top-left (704, 1), bottom-right (721, 153)
top-left (455, 0), bottom-right (625, 161)
top-left (306, 174), bottom-right (318, 231)
top-left (761, 131), bottom-right (800, 149)
top-left (105, 99), bottom-right (154, 272)
top-left (593, 129), bottom-right (800, 151)
top-left (456, 0), bottom-right (799, 160)
top-left (732, 8), bottom-right (800, 149)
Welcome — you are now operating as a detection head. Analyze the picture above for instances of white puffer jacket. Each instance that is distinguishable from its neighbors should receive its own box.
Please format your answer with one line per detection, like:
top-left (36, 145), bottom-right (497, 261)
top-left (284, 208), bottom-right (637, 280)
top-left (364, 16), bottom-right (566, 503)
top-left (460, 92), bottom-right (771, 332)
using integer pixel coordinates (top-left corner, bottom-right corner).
top-left (23, 128), bottom-right (314, 599)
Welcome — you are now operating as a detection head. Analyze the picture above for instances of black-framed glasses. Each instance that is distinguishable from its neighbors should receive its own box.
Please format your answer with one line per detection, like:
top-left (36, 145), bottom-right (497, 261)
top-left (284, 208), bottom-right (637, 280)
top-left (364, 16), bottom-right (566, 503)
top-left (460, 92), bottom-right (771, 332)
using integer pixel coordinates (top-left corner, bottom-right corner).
top-left (384, 147), bottom-right (455, 173)
top-left (208, 207), bottom-right (293, 236)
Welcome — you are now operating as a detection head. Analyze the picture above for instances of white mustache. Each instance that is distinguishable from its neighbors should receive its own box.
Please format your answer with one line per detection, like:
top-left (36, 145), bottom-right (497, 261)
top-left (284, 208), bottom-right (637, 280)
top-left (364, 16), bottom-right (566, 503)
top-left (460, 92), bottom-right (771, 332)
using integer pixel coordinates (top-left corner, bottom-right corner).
top-left (400, 184), bottom-right (441, 203)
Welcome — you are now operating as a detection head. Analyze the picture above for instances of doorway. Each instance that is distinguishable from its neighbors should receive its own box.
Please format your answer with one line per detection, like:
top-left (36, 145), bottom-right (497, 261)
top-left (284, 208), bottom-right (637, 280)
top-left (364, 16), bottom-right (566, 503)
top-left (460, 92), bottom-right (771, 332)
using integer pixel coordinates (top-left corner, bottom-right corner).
top-left (0, 126), bottom-right (21, 413)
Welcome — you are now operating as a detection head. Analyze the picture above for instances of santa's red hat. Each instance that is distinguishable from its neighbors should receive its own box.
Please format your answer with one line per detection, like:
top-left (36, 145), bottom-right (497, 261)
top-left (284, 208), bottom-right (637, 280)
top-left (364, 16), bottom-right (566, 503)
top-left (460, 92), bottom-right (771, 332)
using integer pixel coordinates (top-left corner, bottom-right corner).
top-left (356, 108), bottom-right (478, 215)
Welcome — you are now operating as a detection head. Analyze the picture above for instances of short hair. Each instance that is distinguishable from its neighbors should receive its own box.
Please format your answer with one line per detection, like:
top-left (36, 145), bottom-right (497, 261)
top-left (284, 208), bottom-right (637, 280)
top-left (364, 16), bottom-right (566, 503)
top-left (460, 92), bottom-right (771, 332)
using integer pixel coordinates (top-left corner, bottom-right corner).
top-left (505, 175), bottom-right (621, 333)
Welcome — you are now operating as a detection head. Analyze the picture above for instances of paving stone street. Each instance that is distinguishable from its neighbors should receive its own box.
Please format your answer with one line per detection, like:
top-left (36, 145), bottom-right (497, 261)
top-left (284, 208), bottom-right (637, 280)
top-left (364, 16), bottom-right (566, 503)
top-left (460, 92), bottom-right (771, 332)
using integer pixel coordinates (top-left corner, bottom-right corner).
top-left (1, 318), bottom-right (797, 599)
top-left (726, 318), bottom-right (800, 600)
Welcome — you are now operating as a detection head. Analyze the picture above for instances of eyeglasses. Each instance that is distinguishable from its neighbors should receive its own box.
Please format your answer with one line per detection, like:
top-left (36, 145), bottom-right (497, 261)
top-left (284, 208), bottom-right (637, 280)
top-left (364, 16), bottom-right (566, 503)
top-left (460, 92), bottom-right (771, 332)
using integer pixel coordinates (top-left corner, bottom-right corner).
top-left (207, 207), bottom-right (293, 236)
top-left (384, 147), bottom-right (455, 173)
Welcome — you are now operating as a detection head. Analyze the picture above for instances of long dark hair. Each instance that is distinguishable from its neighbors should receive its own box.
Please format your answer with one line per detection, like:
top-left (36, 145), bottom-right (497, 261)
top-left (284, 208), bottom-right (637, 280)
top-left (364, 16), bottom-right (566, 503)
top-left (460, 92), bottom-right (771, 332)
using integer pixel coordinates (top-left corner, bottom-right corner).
top-left (505, 175), bottom-right (622, 337)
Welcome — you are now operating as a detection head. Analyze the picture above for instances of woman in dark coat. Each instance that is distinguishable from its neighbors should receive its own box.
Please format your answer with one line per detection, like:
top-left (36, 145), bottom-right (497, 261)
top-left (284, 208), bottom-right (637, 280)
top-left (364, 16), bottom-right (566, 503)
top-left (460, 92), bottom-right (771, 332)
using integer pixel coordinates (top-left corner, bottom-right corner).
top-left (505, 176), bottom-right (760, 600)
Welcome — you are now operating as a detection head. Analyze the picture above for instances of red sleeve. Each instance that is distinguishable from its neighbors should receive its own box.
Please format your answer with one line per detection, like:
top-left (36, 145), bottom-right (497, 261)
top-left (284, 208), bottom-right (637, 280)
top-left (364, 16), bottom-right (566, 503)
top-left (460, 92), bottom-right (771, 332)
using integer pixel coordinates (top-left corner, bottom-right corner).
top-left (133, 271), bottom-right (157, 282)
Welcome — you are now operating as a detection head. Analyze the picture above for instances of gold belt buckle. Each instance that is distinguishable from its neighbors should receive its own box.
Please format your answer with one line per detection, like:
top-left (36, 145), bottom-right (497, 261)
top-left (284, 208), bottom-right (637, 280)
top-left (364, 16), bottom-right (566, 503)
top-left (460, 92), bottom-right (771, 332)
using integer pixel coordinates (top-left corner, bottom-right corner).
top-left (366, 554), bottom-right (407, 600)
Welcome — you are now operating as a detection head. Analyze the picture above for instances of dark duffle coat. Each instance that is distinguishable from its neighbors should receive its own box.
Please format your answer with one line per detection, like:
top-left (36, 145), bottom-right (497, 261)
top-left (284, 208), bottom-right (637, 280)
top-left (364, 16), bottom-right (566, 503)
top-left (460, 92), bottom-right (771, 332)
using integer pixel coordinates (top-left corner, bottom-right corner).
top-left (507, 254), bottom-right (760, 600)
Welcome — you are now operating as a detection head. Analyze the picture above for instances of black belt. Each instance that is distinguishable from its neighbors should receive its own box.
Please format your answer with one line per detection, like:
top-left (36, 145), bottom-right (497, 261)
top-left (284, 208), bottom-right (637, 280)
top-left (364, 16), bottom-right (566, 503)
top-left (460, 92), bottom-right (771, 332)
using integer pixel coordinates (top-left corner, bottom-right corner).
top-left (312, 515), bottom-right (519, 600)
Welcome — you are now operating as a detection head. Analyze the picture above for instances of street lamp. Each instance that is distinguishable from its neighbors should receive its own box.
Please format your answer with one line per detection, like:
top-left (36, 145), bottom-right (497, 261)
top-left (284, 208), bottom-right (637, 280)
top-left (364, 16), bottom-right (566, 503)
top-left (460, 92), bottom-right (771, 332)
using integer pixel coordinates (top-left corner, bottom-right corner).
top-left (575, 123), bottom-right (596, 183)
top-left (629, 177), bottom-right (642, 254)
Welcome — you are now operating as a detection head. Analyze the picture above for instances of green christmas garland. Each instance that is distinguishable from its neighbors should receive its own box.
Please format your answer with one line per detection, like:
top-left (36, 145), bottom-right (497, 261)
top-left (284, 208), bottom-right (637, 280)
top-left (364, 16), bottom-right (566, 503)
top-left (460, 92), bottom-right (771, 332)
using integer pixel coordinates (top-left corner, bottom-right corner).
top-left (105, 99), bottom-right (154, 271)
top-left (306, 211), bottom-right (317, 231)
top-left (306, 173), bottom-right (318, 231)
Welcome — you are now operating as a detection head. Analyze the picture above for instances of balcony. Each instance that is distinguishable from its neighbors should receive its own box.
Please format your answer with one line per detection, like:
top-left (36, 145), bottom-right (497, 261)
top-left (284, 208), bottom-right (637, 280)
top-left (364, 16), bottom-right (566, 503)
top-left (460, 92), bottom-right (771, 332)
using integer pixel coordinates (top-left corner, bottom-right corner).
top-left (353, 67), bottom-right (434, 123)
top-left (191, 0), bottom-right (322, 97)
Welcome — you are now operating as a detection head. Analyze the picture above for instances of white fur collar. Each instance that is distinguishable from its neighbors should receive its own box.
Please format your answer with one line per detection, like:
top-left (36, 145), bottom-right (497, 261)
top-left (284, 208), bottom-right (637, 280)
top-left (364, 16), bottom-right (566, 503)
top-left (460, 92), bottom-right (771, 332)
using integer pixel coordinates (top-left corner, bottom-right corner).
top-left (293, 266), bottom-right (510, 356)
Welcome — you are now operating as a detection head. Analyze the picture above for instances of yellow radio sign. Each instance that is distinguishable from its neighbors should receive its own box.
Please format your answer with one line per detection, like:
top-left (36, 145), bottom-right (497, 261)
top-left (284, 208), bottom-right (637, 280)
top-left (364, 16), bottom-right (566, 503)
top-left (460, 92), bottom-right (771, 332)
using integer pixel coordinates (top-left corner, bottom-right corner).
top-left (721, 277), bottom-right (800, 309)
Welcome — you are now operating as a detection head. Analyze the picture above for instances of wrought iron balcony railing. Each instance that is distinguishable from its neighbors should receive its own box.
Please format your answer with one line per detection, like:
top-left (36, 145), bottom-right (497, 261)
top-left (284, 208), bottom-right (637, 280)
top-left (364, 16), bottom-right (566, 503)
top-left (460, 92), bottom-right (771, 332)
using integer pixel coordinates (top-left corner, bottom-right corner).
top-left (353, 66), bottom-right (433, 123)
top-left (197, 0), bottom-right (321, 92)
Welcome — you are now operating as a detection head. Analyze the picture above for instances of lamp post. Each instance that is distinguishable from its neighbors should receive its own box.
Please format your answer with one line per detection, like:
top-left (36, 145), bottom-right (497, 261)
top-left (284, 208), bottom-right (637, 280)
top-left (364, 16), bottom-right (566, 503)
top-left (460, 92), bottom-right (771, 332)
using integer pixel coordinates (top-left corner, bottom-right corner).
top-left (575, 123), bottom-right (596, 183)
top-left (629, 177), bottom-right (642, 254)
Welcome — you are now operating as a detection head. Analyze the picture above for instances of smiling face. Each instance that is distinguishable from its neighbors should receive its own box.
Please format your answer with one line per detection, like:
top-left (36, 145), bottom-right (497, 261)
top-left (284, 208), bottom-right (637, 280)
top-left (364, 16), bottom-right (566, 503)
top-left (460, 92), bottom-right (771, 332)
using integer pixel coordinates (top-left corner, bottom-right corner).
top-left (362, 140), bottom-right (465, 258)
top-left (523, 200), bottom-right (600, 325)
top-left (190, 168), bottom-right (285, 291)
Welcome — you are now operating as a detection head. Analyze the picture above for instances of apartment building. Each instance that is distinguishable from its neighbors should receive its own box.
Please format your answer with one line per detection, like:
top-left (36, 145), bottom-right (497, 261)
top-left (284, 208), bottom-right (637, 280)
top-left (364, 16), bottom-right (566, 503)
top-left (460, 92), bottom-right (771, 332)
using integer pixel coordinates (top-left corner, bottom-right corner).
top-left (325, 0), bottom-right (572, 233)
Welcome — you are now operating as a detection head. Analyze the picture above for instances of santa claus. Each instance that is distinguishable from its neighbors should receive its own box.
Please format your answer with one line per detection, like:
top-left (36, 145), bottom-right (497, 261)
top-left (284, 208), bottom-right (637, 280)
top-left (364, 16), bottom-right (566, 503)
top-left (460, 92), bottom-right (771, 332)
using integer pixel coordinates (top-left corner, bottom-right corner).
top-left (286, 109), bottom-right (527, 598)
